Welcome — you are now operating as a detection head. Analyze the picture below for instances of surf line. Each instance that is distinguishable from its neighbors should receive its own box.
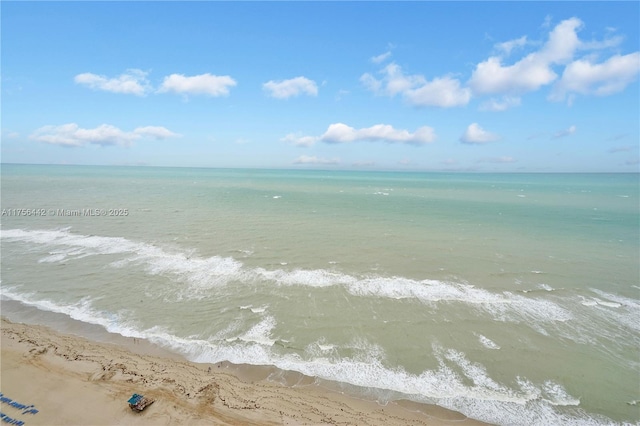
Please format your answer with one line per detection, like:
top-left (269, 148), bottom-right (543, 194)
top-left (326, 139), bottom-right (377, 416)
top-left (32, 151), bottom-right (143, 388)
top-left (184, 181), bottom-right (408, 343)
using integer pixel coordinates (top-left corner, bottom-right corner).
top-left (0, 394), bottom-right (38, 415)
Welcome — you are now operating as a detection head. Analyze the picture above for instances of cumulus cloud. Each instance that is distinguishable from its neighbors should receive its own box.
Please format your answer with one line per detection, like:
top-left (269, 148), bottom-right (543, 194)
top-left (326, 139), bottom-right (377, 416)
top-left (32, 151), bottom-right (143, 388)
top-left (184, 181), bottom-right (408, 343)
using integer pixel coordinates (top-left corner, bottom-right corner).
top-left (293, 155), bottom-right (340, 165)
top-left (470, 17), bottom-right (639, 103)
top-left (460, 123), bottom-right (500, 144)
top-left (479, 96), bottom-right (521, 111)
top-left (285, 123), bottom-right (436, 147)
top-left (263, 76), bottom-right (318, 99)
top-left (281, 133), bottom-right (319, 147)
top-left (30, 123), bottom-right (180, 147)
top-left (404, 76), bottom-right (472, 107)
top-left (549, 52), bottom-right (640, 101)
top-left (552, 125), bottom-right (576, 139)
top-left (361, 63), bottom-right (470, 108)
top-left (469, 18), bottom-right (583, 95)
top-left (581, 35), bottom-right (624, 51)
top-left (74, 69), bottom-right (151, 96)
top-left (320, 123), bottom-right (436, 145)
top-left (158, 73), bottom-right (236, 96)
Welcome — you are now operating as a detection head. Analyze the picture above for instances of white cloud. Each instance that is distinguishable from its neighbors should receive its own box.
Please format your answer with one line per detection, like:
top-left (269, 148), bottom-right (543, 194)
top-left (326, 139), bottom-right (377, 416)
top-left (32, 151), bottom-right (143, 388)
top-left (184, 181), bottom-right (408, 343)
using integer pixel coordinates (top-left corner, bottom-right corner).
top-left (30, 123), bottom-right (180, 147)
top-left (281, 133), bottom-right (319, 147)
top-left (581, 35), bottom-right (624, 51)
top-left (361, 63), bottom-right (470, 108)
top-left (360, 73), bottom-right (383, 93)
top-left (404, 76), bottom-right (472, 107)
top-left (263, 76), bottom-right (318, 99)
top-left (552, 125), bottom-right (576, 139)
top-left (293, 155), bottom-right (340, 165)
top-left (543, 17), bottom-right (583, 63)
top-left (158, 73), bottom-right (236, 96)
top-left (371, 51), bottom-right (392, 64)
top-left (133, 126), bottom-right (181, 139)
top-left (469, 18), bottom-right (583, 95)
top-left (550, 53), bottom-right (640, 101)
top-left (495, 36), bottom-right (528, 55)
top-left (479, 96), bottom-right (521, 111)
top-left (469, 55), bottom-right (556, 94)
top-left (74, 69), bottom-right (151, 96)
top-left (460, 123), bottom-right (500, 144)
top-left (320, 123), bottom-right (436, 145)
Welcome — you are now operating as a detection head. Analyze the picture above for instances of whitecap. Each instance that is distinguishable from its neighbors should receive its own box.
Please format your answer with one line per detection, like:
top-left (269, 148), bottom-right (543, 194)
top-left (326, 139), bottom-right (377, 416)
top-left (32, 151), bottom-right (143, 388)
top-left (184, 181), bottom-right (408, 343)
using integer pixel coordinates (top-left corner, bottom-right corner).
top-left (475, 333), bottom-right (500, 350)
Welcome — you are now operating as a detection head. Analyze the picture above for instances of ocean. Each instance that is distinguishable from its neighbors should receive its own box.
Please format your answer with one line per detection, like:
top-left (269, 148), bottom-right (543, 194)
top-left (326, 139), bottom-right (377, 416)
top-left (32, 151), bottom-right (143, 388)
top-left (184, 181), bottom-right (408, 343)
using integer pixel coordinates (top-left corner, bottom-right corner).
top-left (1, 164), bottom-right (638, 425)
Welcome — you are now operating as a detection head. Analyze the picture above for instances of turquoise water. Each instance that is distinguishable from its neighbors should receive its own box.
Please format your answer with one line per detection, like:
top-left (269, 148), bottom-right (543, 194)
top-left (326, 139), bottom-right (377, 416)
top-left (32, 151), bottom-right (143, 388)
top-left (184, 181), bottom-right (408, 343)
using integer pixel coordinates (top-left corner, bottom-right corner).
top-left (1, 164), bottom-right (639, 425)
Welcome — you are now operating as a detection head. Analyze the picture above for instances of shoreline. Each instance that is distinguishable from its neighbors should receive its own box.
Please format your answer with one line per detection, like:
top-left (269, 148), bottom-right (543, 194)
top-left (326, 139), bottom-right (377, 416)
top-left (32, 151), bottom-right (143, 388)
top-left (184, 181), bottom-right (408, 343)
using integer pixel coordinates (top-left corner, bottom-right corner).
top-left (0, 316), bottom-right (487, 425)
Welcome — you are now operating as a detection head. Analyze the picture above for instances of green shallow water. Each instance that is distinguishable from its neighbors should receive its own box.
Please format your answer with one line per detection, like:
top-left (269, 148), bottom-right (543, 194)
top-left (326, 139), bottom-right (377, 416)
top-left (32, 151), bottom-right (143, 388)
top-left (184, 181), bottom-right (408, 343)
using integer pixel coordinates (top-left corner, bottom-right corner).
top-left (2, 164), bottom-right (639, 425)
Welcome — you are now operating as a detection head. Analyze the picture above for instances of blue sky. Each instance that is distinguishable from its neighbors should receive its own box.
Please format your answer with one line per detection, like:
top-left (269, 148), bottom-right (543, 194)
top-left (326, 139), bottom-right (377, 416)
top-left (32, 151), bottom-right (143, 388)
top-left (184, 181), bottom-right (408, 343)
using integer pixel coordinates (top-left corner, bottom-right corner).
top-left (2, 1), bottom-right (639, 172)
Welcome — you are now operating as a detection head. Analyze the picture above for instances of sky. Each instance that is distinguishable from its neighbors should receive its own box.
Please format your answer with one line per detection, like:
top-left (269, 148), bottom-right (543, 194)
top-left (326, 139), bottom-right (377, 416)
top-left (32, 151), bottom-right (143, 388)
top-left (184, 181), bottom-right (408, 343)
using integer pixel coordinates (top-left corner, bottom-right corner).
top-left (1, 1), bottom-right (639, 172)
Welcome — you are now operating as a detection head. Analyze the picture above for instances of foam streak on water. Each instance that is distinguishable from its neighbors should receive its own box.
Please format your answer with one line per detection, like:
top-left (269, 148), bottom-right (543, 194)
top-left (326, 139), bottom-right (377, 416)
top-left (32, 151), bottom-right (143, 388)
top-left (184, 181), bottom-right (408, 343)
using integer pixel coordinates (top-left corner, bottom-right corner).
top-left (2, 227), bottom-right (638, 424)
top-left (0, 286), bottom-right (602, 425)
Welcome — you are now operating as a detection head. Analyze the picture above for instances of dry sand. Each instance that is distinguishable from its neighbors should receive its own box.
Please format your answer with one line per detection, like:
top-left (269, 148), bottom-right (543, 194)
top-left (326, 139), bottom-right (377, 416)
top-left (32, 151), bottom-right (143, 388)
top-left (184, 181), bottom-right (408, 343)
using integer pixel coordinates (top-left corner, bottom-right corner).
top-left (0, 317), bottom-right (486, 425)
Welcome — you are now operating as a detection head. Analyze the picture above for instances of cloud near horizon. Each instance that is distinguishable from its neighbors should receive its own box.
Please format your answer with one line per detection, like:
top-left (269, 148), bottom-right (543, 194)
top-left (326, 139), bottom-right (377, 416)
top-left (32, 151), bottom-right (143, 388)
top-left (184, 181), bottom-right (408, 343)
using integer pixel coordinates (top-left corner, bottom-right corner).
top-left (460, 123), bottom-right (500, 144)
top-left (30, 123), bottom-right (181, 147)
top-left (283, 123), bottom-right (437, 147)
top-left (478, 156), bottom-right (517, 163)
top-left (322, 123), bottom-right (436, 145)
top-left (293, 155), bottom-right (340, 165)
top-left (263, 76), bottom-right (318, 99)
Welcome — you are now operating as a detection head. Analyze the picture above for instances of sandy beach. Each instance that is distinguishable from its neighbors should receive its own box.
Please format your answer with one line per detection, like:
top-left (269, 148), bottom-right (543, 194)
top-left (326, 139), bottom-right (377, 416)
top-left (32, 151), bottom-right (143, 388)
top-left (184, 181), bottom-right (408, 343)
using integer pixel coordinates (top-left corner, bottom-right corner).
top-left (0, 317), bottom-right (485, 425)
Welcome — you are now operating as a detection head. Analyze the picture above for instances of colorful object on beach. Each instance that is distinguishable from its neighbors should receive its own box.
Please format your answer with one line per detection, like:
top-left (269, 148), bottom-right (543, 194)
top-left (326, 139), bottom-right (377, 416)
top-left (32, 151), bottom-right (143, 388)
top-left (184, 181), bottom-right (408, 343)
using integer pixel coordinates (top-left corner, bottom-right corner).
top-left (127, 394), bottom-right (154, 412)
